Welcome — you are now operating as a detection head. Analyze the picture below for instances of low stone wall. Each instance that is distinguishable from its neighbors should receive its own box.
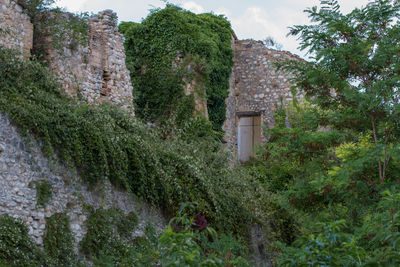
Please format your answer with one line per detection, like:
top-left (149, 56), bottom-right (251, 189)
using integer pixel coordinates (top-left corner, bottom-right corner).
top-left (0, 112), bottom-right (165, 247)
top-left (223, 39), bottom-right (303, 152)
top-left (39, 10), bottom-right (134, 112)
top-left (0, 0), bottom-right (33, 58)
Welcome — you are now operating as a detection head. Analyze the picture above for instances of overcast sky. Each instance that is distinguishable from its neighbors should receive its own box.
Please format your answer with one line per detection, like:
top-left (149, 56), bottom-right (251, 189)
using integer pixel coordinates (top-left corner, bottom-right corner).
top-left (55, 0), bottom-right (371, 57)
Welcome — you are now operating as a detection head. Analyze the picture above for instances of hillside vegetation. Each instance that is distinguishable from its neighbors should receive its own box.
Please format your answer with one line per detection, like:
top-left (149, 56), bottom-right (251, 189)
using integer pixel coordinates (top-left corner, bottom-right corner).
top-left (1, 0), bottom-right (400, 266)
top-left (0, 47), bottom-right (269, 265)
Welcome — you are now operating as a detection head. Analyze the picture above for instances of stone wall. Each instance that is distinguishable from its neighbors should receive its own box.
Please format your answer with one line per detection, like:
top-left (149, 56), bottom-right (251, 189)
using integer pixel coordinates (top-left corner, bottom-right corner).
top-left (39, 10), bottom-right (134, 111)
top-left (0, 111), bottom-right (165, 247)
top-left (223, 39), bottom-right (303, 153)
top-left (0, 0), bottom-right (33, 58)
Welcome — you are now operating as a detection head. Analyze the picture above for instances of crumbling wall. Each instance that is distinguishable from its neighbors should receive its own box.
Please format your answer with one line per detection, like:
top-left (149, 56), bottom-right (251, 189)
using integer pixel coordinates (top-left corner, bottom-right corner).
top-left (0, 0), bottom-right (33, 58)
top-left (0, 112), bottom-right (165, 247)
top-left (40, 10), bottom-right (134, 111)
top-left (223, 39), bottom-right (303, 152)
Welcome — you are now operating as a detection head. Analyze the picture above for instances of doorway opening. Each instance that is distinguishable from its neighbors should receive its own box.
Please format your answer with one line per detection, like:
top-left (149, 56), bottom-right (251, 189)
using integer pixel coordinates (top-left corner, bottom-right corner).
top-left (237, 112), bottom-right (261, 162)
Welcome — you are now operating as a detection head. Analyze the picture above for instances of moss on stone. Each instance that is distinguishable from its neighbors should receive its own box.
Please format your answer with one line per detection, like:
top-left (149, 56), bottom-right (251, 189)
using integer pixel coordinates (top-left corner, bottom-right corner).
top-left (35, 180), bottom-right (52, 207)
top-left (43, 213), bottom-right (76, 266)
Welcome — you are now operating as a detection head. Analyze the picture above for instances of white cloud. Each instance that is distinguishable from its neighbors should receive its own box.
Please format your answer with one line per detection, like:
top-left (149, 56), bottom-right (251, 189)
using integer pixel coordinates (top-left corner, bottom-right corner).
top-left (214, 7), bottom-right (231, 17)
top-left (54, 0), bottom-right (85, 12)
top-left (227, 6), bottom-right (286, 51)
top-left (181, 1), bottom-right (204, 14)
top-left (54, 0), bottom-right (373, 57)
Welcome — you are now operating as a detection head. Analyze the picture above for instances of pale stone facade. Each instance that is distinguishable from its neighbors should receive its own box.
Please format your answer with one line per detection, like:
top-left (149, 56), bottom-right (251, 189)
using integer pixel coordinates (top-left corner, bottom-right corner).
top-left (0, 0), bottom-right (33, 58)
top-left (39, 10), bottom-right (135, 112)
top-left (223, 39), bottom-right (303, 159)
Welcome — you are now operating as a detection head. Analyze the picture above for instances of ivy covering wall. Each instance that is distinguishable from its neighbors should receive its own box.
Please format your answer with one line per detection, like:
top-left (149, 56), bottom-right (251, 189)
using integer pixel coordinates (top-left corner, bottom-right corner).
top-left (119, 4), bottom-right (234, 131)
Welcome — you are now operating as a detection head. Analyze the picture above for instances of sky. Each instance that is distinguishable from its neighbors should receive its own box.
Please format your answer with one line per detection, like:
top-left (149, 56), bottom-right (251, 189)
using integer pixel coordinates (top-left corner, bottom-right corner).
top-left (54, 0), bottom-right (371, 57)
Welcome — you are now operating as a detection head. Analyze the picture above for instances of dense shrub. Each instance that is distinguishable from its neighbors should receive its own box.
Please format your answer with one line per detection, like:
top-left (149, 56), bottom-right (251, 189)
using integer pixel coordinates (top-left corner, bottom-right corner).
top-left (80, 207), bottom-right (137, 264)
top-left (43, 213), bottom-right (76, 266)
top-left (0, 214), bottom-right (51, 266)
top-left (119, 4), bottom-right (234, 131)
top-left (158, 203), bottom-right (251, 266)
top-left (0, 48), bottom-right (270, 237)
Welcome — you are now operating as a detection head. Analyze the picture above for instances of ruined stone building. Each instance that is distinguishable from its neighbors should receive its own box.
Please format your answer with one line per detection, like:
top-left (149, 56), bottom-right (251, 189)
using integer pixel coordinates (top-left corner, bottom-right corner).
top-left (223, 39), bottom-right (303, 162)
top-left (0, 1), bottom-right (134, 112)
top-left (38, 9), bottom-right (134, 111)
top-left (0, 1), bottom-right (157, 246)
top-left (0, 1), bottom-right (302, 254)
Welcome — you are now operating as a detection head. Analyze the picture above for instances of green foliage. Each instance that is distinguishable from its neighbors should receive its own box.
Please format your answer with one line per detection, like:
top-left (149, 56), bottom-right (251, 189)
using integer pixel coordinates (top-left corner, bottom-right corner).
top-left (35, 180), bottom-right (52, 207)
top-left (278, 220), bottom-right (365, 266)
top-left (280, 0), bottom-right (400, 183)
top-left (80, 207), bottom-right (137, 263)
top-left (158, 203), bottom-right (251, 266)
top-left (117, 211), bottom-right (138, 239)
top-left (43, 213), bottom-right (76, 266)
top-left (25, 0), bottom-right (89, 59)
top-left (247, 1), bottom-right (400, 264)
top-left (0, 48), bottom-right (270, 237)
top-left (119, 4), bottom-right (234, 131)
top-left (24, 0), bottom-right (57, 20)
top-left (0, 214), bottom-right (51, 266)
top-left (358, 188), bottom-right (400, 265)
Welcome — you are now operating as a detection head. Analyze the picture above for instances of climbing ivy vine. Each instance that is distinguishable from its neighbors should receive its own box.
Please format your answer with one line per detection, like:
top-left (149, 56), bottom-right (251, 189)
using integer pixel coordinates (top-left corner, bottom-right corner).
top-left (119, 4), bottom-right (234, 131)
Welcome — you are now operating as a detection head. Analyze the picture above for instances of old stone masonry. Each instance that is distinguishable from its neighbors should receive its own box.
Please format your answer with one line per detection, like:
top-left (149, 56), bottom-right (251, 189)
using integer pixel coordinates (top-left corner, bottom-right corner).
top-left (223, 39), bottom-right (303, 161)
top-left (0, 0), bottom-right (303, 249)
top-left (0, 111), bottom-right (165, 247)
top-left (39, 9), bottom-right (135, 111)
top-left (0, 0), bottom-right (135, 112)
top-left (0, 1), bottom-right (160, 249)
top-left (0, 0), bottom-right (33, 58)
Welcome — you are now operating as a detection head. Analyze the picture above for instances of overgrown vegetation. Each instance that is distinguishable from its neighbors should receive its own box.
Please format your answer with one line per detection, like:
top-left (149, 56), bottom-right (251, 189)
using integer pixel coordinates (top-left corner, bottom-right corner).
top-left (3, 0), bottom-right (399, 265)
top-left (43, 213), bottom-right (76, 266)
top-left (0, 46), bottom-right (270, 252)
top-left (0, 205), bottom-right (252, 266)
top-left (246, 0), bottom-right (400, 265)
top-left (79, 207), bottom-right (138, 264)
top-left (79, 204), bottom-right (252, 265)
top-left (35, 180), bottom-right (52, 207)
top-left (119, 4), bottom-right (234, 131)
top-left (24, 0), bottom-right (89, 59)
top-left (0, 214), bottom-right (51, 266)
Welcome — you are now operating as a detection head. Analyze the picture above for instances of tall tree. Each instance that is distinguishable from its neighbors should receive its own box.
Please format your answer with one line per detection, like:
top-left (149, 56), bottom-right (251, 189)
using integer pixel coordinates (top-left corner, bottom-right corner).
top-left (281, 0), bottom-right (400, 183)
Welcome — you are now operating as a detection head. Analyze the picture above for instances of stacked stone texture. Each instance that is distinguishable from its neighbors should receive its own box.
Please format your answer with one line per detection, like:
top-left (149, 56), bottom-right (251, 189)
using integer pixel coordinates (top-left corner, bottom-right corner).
top-left (223, 39), bottom-right (304, 151)
top-left (0, 112), bottom-right (165, 247)
top-left (0, 0), bottom-right (33, 58)
top-left (42, 10), bottom-right (134, 112)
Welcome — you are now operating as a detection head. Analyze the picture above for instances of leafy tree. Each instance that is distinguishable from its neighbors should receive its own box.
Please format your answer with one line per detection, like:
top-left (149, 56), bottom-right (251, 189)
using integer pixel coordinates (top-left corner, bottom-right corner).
top-left (280, 0), bottom-right (400, 183)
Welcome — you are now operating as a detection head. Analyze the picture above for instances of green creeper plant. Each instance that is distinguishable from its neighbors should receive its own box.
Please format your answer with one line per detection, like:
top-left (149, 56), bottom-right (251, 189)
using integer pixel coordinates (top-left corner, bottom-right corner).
top-left (35, 180), bottom-right (52, 207)
top-left (119, 4), bottom-right (234, 131)
top-left (43, 213), bottom-right (76, 266)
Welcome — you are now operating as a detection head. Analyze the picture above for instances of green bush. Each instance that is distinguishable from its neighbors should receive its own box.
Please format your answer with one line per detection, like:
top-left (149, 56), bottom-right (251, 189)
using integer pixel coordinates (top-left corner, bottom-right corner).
top-left (0, 214), bottom-right (51, 266)
top-left (0, 48), bottom-right (270, 237)
top-left (119, 4), bottom-right (234, 131)
top-left (80, 207), bottom-right (136, 262)
top-left (158, 203), bottom-right (252, 266)
top-left (43, 213), bottom-right (76, 266)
